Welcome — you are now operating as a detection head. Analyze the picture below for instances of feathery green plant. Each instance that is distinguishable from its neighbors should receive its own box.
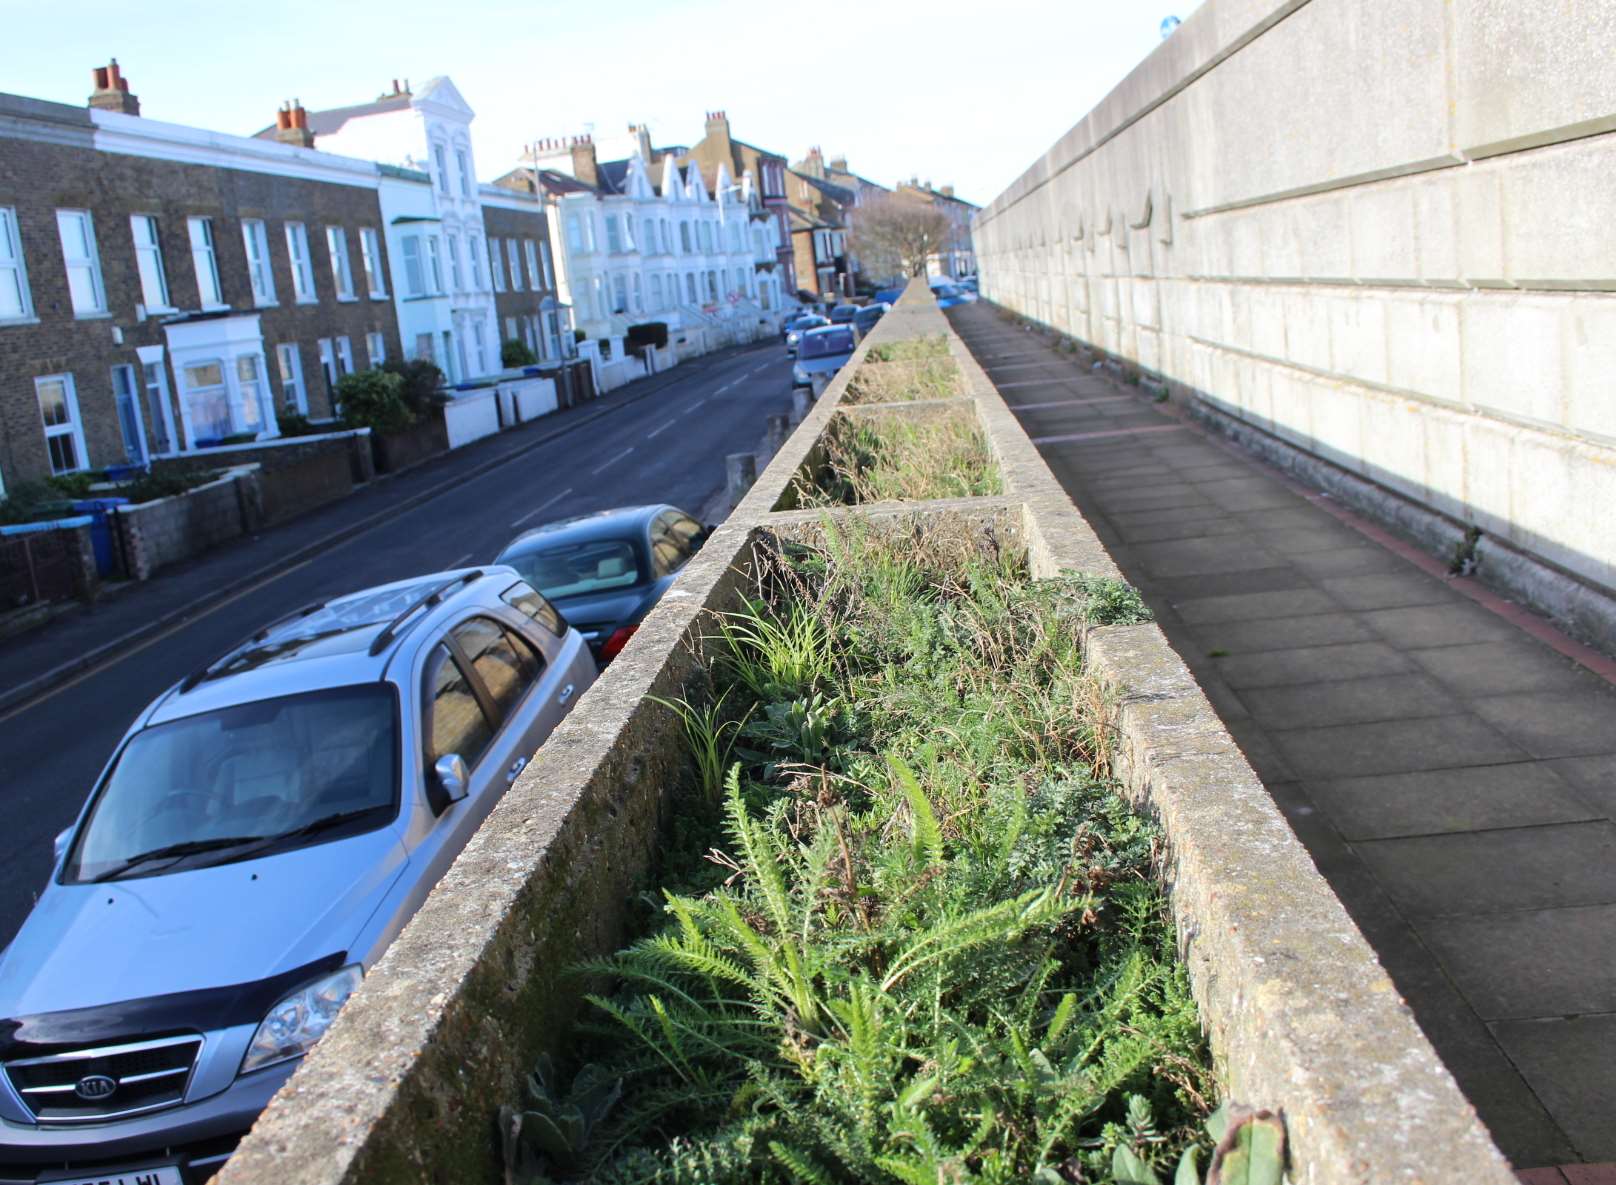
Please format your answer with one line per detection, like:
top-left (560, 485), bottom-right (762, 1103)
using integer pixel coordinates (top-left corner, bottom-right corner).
top-left (507, 522), bottom-right (1220, 1184)
top-left (795, 411), bottom-right (1001, 507)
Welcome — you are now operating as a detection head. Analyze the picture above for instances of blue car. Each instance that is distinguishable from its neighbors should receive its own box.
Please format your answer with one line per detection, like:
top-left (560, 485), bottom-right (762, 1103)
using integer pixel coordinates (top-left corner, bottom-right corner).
top-left (496, 505), bottom-right (709, 665)
top-left (792, 325), bottom-right (858, 397)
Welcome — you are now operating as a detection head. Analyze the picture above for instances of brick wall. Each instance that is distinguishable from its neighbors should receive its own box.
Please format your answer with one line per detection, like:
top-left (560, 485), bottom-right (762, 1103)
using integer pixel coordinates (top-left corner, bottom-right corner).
top-left (0, 96), bottom-right (401, 487)
top-left (481, 201), bottom-right (555, 360)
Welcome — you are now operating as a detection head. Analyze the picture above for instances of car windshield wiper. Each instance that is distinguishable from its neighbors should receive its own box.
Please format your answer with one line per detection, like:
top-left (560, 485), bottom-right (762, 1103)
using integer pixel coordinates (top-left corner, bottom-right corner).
top-left (261, 807), bottom-right (387, 846)
top-left (90, 835), bottom-right (270, 882)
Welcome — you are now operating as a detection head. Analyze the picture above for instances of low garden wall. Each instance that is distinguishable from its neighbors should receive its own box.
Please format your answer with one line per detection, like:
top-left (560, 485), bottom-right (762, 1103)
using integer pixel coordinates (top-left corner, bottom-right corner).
top-left (159, 428), bottom-right (374, 487)
top-left (114, 465), bottom-right (260, 582)
top-left (443, 390), bottom-right (500, 450)
top-left (216, 284), bottom-right (1515, 1185)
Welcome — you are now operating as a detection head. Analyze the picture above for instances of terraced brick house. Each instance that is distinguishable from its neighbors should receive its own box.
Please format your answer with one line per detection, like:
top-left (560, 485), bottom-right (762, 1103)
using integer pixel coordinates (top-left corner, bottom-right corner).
top-left (787, 156), bottom-right (857, 302)
top-left (679, 111), bottom-right (797, 301)
top-left (896, 178), bottom-right (979, 280)
top-left (0, 63), bottom-right (402, 491)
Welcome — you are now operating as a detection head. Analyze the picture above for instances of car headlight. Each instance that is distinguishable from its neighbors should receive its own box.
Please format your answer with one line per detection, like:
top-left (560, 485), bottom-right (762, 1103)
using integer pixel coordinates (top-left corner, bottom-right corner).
top-left (240, 964), bottom-right (363, 1075)
top-left (792, 364), bottom-right (808, 384)
top-left (787, 332), bottom-right (799, 345)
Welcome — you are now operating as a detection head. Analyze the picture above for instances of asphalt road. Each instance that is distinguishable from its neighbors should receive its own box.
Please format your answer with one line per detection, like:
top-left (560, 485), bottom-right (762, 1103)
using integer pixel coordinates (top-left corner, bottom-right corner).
top-left (0, 342), bottom-right (794, 949)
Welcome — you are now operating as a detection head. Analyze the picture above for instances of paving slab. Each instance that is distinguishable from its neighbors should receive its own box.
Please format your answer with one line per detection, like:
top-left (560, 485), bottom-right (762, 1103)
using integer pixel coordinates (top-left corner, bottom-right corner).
top-left (1320, 571), bottom-right (1469, 611)
top-left (1411, 642), bottom-right (1598, 697)
top-left (1189, 611), bottom-right (1379, 653)
top-left (1307, 763), bottom-right (1599, 841)
top-left (1149, 566), bottom-right (1316, 601)
top-left (1471, 690), bottom-right (1616, 758)
top-left (1240, 672), bottom-right (1462, 730)
top-left (1130, 536), bottom-right (1288, 578)
top-left (1420, 904), bottom-right (1616, 1019)
top-left (1546, 755), bottom-right (1616, 815)
top-left (1359, 601), bottom-right (1525, 648)
top-left (1212, 640), bottom-right (1415, 689)
top-left (1356, 822), bottom-right (1616, 916)
top-left (1491, 1016), bottom-right (1616, 1160)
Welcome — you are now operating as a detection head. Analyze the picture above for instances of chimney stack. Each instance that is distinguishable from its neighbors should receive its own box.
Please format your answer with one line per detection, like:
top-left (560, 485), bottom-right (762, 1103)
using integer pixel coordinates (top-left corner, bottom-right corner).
top-left (941, 185), bottom-right (954, 198)
top-left (274, 100), bottom-right (315, 149)
top-left (570, 133), bottom-right (599, 188)
top-left (704, 109), bottom-right (731, 141)
top-left (830, 155), bottom-right (848, 173)
top-left (88, 58), bottom-right (140, 116)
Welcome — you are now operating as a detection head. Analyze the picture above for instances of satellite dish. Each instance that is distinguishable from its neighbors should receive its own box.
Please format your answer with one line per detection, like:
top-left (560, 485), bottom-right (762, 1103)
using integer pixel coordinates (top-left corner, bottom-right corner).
top-left (1160, 15), bottom-right (1181, 37)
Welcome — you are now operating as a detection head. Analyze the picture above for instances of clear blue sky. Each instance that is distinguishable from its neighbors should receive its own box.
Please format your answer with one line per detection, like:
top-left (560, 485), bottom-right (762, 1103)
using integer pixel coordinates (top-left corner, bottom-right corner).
top-left (1, 0), bottom-right (1203, 206)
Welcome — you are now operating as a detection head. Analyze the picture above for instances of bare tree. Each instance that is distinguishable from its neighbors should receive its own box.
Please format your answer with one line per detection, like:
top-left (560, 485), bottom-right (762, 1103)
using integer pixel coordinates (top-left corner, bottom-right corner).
top-left (850, 194), bottom-right (955, 281)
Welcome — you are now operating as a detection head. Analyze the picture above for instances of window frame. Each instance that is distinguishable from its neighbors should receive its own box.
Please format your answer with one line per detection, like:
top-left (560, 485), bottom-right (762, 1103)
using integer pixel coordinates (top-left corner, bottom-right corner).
top-left (325, 226), bottom-right (356, 301)
top-left (187, 216), bottom-right (224, 310)
top-left (35, 373), bottom-right (89, 475)
top-left (539, 239), bottom-right (555, 289)
top-left (241, 218), bottom-right (276, 307)
top-left (446, 233), bottom-right (462, 291)
top-left (0, 206), bottom-right (33, 322)
top-left (506, 239), bottom-right (523, 291)
top-left (111, 363), bottom-right (148, 465)
top-left (366, 330), bottom-right (386, 369)
top-left (275, 342), bottom-right (307, 414)
top-left (468, 233), bottom-right (484, 290)
top-left (490, 236), bottom-right (506, 292)
top-left (129, 214), bottom-right (173, 314)
top-left (56, 209), bottom-right (107, 317)
top-left (421, 642), bottom-right (496, 782)
top-left (285, 222), bottom-right (318, 304)
top-left (455, 147), bottom-right (473, 199)
top-left (524, 240), bottom-right (540, 290)
top-left (359, 227), bottom-right (387, 298)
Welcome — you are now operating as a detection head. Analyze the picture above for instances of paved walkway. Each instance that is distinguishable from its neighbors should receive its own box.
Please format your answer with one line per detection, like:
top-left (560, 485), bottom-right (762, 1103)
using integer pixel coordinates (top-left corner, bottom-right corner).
top-left (948, 302), bottom-right (1616, 1176)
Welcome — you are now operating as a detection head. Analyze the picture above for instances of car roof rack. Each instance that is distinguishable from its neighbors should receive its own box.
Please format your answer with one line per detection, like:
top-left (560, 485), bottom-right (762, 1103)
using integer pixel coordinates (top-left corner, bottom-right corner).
top-left (367, 570), bottom-right (483, 657)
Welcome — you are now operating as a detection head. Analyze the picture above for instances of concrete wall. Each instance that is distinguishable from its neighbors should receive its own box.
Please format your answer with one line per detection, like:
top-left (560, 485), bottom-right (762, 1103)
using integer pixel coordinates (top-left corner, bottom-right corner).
top-left (115, 466), bottom-right (258, 580)
top-left (974, 0), bottom-right (1616, 644)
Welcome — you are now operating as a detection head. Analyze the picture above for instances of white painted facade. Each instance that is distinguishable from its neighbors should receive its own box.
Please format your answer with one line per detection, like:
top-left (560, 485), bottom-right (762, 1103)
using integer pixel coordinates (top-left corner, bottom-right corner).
top-left (534, 145), bottom-right (784, 354)
top-left (315, 78), bottom-right (500, 385)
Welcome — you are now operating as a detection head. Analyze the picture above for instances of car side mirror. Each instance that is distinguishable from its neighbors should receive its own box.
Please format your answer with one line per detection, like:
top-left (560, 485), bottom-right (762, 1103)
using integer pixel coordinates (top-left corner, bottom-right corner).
top-left (53, 827), bottom-right (72, 865)
top-left (434, 754), bottom-right (470, 804)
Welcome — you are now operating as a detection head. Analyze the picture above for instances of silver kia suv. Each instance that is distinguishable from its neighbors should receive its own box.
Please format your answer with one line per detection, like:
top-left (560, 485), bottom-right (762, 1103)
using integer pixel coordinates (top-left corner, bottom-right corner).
top-left (0, 566), bottom-right (596, 1184)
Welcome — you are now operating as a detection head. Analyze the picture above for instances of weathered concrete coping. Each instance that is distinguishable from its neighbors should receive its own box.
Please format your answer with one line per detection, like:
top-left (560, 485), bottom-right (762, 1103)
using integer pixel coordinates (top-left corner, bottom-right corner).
top-left (218, 279), bottom-right (1515, 1185)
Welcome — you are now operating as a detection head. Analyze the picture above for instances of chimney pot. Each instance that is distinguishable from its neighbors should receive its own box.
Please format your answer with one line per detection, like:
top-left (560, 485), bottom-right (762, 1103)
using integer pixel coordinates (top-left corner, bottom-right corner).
top-left (107, 59), bottom-right (122, 88)
top-left (276, 107), bottom-right (291, 130)
top-left (93, 66), bottom-right (109, 89)
top-left (88, 59), bottom-right (139, 115)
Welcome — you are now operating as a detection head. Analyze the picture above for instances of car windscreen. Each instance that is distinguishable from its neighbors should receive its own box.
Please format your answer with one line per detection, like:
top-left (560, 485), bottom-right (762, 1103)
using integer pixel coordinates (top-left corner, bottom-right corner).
top-left (800, 329), bottom-right (855, 359)
top-left (66, 684), bottom-right (399, 883)
top-left (503, 538), bottom-right (645, 600)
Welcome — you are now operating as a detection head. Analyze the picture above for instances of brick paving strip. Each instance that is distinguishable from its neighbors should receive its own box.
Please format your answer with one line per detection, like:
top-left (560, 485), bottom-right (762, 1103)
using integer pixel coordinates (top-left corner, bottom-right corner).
top-left (0, 343), bottom-right (767, 716)
top-left (947, 302), bottom-right (1616, 1175)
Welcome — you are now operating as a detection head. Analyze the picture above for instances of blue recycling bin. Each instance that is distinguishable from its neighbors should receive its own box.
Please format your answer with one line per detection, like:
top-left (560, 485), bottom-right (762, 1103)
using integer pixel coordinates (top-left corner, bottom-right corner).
top-left (71, 497), bottom-right (131, 576)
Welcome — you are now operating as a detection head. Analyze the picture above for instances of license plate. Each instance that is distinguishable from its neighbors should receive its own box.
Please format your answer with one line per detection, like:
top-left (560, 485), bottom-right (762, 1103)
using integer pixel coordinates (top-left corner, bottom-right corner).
top-left (41, 1165), bottom-right (183, 1185)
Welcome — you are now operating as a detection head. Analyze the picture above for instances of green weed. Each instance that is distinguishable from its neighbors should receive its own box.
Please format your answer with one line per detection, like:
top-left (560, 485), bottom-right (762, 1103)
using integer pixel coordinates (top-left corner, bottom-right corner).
top-left (795, 412), bottom-right (1001, 507)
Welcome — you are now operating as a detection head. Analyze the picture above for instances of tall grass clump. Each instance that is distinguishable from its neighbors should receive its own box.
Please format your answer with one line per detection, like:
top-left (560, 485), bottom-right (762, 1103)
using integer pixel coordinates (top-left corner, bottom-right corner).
top-left (843, 356), bottom-right (963, 405)
top-left (501, 519), bottom-right (1215, 1184)
top-left (865, 336), bottom-right (950, 363)
top-left (794, 411), bottom-right (1001, 507)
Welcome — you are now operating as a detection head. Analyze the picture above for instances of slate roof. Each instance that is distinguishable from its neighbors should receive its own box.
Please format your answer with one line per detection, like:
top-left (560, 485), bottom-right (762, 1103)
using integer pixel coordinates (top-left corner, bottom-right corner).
top-left (252, 92), bottom-right (413, 140)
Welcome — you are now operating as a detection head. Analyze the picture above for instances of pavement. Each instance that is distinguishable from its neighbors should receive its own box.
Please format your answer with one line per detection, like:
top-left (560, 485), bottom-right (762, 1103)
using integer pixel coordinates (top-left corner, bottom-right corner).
top-left (947, 301), bottom-right (1616, 1178)
top-left (0, 339), bottom-right (793, 947)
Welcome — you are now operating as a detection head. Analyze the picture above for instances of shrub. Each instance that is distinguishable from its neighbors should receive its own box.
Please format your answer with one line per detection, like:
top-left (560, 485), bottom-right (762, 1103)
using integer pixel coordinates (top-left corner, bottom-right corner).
top-left (0, 481), bottom-right (74, 525)
top-left (45, 472), bottom-right (96, 498)
top-left (625, 321), bottom-right (669, 351)
top-left (502, 339), bottom-right (538, 368)
top-left (379, 358), bottom-right (447, 415)
top-left (120, 468), bottom-right (213, 504)
top-left (336, 369), bottom-right (415, 434)
top-left (573, 329), bottom-right (587, 344)
top-left (274, 413), bottom-right (328, 438)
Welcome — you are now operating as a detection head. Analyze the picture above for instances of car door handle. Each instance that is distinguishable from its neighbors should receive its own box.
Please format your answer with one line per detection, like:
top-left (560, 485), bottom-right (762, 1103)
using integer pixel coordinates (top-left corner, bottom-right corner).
top-left (556, 683), bottom-right (575, 705)
top-left (505, 755), bottom-right (528, 784)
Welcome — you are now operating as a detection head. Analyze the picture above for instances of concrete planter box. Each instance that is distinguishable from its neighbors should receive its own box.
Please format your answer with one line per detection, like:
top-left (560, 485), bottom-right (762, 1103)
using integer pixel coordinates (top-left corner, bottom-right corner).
top-left (371, 414), bottom-right (449, 475)
top-left (216, 284), bottom-right (1515, 1185)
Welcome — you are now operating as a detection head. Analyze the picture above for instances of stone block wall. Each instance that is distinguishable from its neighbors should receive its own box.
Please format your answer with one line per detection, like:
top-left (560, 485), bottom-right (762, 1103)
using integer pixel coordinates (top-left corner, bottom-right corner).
top-left (973, 0), bottom-right (1616, 637)
top-left (115, 467), bottom-right (256, 581)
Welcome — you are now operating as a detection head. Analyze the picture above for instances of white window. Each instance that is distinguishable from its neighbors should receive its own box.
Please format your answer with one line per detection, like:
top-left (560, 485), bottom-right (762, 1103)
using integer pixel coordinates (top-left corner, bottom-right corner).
top-left (524, 240), bottom-right (540, 289)
top-left (0, 207), bottom-right (33, 321)
top-left (507, 239), bottom-right (523, 291)
top-left (275, 343), bottom-right (307, 412)
top-left (140, 354), bottom-right (176, 454)
top-left (285, 222), bottom-right (316, 303)
top-left (468, 234), bottom-right (484, 290)
top-left (456, 148), bottom-right (472, 198)
top-left (539, 239), bottom-right (554, 289)
top-left (402, 236), bottom-right (425, 297)
top-left (632, 272), bottom-right (642, 312)
top-left (55, 211), bottom-right (107, 316)
top-left (565, 215), bottom-right (582, 253)
top-left (129, 215), bottom-right (172, 313)
top-left (470, 319), bottom-right (485, 372)
top-left (241, 219), bottom-right (275, 306)
top-left (612, 274), bottom-right (626, 313)
top-left (234, 355), bottom-right (269, 435)
top-left (359, 227), bottom-right (386, 298)
top-left (434, 144), bottom-right (450, 194)
top-left (504, 315), bottom-right (517, 341)
top-left (605, 216), bottom-right (622, 253)
top-left (425, 236), bottom-right (443, 293)
top-left (623, 214), bottom-right (636, 251)
top-left (490, 237), bottom-right (506, 291)
top-left (182, 360), bottom-right (232, 441)
top-left (325, 226), bottom-right (355, 300)
top-left (336, 335), bottom-right (354, 376)
top-left (366, 331), bottom-right (385, 368)
top-left (700, 222), bottom-right (712, 253)
top-left (187, 217), bottom-right (223, 308)
top-left (679, 222), bottom-right (691, 253)
top-left (112, 365), bottom-right (147, 463)
top-left (36, 374), bottom-right (87, 474)
top-left (413, 333), bottom-right (432, 362)
top-left (447, 233), bottom-right (462, 291)
top-left (454, 333), bottom-right (468, 382)
top-left (643, 219), bottom-right (657, 254)
top-left (685, 273), bottom-right (697, 303)
top-left (650, 273), bottom-right (663, 308)
top-left (317, 339), bottom-right (338, 392)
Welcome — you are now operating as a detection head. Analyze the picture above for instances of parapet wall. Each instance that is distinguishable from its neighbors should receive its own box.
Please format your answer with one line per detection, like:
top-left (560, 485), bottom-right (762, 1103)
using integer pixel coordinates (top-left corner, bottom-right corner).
top-left (974, 0), bottom-right (1616, 646)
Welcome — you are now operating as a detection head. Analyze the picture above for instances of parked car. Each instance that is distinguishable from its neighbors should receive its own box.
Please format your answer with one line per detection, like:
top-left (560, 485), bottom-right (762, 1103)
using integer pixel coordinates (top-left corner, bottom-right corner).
top-left (852, 302), bottom-right (890, 340)
top-left (792, 324), bottom-right (859, 396)
top-left (780, 311), bottom-right (822, 342)
top-left (495, 505), bottom-right (709, 666)
top-left (785, 315), bottom-right (829, 356)
top-left (0, 567), bottom-right (595, 1185)
top-left (933, 283), bottom-right (969, 309)
top-left (873, 286), bottom-right (905, 305)
top-left (828, 304), bottom-right (860, 325)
